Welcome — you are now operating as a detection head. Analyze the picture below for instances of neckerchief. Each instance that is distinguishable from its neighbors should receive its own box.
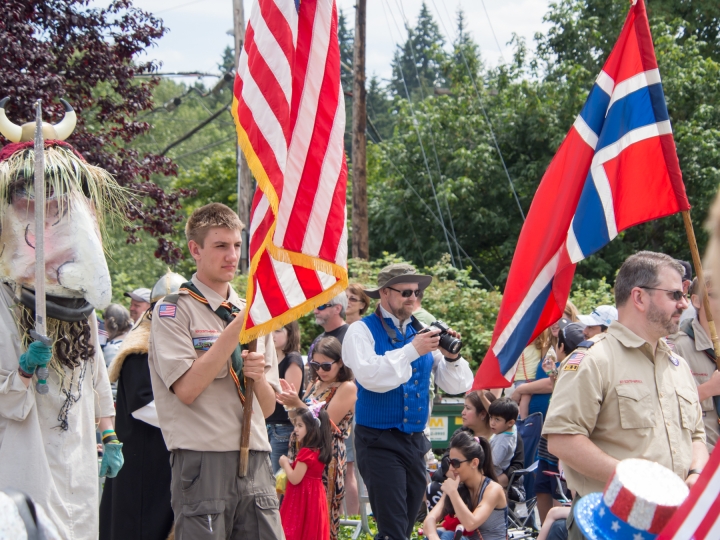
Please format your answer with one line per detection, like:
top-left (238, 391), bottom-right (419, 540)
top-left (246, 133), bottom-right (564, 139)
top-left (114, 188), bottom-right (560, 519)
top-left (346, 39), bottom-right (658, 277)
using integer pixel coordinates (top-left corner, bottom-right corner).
top-left (180, 282), bottom-right (246, 401)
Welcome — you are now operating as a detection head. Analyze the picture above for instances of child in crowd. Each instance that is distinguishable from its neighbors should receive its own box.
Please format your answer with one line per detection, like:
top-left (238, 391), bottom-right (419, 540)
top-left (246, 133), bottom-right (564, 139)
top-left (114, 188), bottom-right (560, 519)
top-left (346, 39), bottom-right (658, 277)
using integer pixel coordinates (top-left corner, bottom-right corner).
top-left (279, 405), bottom-right (332, 540)
top-left (423, 431), bottom-right (508, 540)
top-left (487, 398), bottom-right (519, 478)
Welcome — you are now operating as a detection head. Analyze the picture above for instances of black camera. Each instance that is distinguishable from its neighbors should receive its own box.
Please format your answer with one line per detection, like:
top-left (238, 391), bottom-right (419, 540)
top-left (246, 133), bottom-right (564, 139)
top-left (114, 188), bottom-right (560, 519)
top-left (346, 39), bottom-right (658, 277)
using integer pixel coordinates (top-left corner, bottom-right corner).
top-left (420, 320), bottom-right (463, 355)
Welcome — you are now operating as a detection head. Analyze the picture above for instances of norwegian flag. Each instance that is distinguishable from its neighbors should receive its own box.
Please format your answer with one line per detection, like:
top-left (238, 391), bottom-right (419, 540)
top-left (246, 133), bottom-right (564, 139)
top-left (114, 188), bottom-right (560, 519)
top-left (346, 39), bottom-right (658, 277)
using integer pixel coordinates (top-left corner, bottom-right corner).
top-left (472, 0), bottom-right (690, 389)
top-left (232, 0), bottom-right (348, 342)
top-left (657, 448), bottom-right (720, 539)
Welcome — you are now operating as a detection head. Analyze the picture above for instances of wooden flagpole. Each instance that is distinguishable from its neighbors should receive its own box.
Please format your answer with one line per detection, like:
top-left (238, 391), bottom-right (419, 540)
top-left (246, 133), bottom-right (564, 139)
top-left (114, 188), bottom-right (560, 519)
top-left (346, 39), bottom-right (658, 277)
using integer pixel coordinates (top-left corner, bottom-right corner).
top-left (238, 339), bottom-right (256, 477)
top-left (682, 210), bottom-right (720, 363)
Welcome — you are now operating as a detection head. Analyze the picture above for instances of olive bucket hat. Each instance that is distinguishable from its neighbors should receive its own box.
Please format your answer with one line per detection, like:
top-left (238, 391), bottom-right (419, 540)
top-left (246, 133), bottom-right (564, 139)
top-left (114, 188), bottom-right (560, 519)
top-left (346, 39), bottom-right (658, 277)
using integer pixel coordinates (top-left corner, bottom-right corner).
top-left (364, 263), bottom-right (432, 299)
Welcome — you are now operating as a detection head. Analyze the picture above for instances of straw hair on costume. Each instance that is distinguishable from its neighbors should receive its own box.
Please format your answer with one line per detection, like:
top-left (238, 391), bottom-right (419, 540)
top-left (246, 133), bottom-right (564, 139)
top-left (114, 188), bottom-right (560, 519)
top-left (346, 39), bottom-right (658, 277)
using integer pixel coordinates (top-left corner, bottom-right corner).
top-left (0, 144), bottom-right (129, 236)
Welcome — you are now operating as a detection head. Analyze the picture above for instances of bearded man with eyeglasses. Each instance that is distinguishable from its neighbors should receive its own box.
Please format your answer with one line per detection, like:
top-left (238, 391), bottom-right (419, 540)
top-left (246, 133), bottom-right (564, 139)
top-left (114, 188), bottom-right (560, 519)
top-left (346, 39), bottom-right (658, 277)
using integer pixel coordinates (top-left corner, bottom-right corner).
top-left (543, 251), bottom-right (709, 540)
top-left (341, 263), bottom-right (474, 540)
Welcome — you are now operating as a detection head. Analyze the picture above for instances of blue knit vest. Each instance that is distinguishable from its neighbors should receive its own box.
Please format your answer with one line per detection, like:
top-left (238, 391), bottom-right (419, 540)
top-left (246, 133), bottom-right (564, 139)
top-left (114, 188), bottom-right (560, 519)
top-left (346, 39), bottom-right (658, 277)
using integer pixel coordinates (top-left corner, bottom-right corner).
top-left (355, 312), bottom-right (434, 432)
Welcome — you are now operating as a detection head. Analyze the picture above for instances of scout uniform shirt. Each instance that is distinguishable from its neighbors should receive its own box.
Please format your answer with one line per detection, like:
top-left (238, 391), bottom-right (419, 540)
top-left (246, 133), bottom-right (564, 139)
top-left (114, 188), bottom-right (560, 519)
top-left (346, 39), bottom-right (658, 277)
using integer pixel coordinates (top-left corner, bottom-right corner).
top-left (668, 318), bottom-right (720, 452)
top-left (148, 273), bottom-right (280, 452)
top-left (543, 320), bottom-right (705, 497)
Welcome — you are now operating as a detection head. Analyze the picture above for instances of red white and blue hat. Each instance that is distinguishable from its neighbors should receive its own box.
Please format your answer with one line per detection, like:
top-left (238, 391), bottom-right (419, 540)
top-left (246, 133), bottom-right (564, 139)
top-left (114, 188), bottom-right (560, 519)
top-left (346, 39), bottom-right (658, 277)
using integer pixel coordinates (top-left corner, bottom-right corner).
top-left (574, 459), bottom-right (689, 540)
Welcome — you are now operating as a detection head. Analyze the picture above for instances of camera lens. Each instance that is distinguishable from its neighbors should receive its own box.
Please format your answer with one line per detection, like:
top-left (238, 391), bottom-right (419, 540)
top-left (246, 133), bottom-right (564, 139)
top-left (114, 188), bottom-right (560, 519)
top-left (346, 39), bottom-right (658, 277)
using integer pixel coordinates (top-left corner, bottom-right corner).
top-left (439, 333), bottom-right (463, 355)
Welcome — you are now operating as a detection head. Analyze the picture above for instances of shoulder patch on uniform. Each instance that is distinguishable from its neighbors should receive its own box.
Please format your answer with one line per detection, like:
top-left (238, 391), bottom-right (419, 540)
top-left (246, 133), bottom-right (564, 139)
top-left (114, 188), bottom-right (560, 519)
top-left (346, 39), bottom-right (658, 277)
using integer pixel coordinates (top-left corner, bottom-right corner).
top-left (563, 352), bottom-right (585, 371)
top-left (669, 352), bottom-right (681, 366)
top-left (576, 340), bottom-right (596, 349)
top-left (158, 304), bottom-right (177, 318)
top-left (162, 293), bottom-right (180, 304)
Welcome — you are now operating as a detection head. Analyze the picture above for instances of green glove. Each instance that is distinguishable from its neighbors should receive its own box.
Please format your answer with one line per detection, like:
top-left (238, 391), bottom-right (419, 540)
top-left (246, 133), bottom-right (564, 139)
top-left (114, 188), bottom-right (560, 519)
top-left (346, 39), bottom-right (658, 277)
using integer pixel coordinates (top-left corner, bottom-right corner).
top-left (19, 341), bottom-right (52, 374)
top-left (100, 442), bottom-right (124, 478)
top-left (99, 430), bottom-right (124, 478)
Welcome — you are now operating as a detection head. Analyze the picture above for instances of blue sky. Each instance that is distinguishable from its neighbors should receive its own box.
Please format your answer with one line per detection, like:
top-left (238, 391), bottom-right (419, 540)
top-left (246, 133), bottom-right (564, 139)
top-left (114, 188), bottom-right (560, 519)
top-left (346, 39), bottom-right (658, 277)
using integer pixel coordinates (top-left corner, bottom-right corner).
top-left (125, 0), bottom-right (550, 87)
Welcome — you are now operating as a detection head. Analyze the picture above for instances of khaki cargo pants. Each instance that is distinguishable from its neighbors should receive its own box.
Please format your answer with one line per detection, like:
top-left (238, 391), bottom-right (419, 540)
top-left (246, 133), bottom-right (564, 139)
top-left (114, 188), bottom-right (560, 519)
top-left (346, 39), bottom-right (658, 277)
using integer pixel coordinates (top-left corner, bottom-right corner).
top-left (170, 449), bottom-right (283, 540)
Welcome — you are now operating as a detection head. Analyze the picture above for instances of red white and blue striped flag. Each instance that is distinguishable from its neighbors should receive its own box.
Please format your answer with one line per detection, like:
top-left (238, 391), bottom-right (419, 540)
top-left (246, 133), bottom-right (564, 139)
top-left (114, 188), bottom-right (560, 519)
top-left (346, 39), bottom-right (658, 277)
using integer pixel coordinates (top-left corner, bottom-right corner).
top-left (233, 0), bottom-right (349, 343)
top-left (657, 447), bottom-right (720, 539)
top-left (472, 0), bottom-right (690, 389)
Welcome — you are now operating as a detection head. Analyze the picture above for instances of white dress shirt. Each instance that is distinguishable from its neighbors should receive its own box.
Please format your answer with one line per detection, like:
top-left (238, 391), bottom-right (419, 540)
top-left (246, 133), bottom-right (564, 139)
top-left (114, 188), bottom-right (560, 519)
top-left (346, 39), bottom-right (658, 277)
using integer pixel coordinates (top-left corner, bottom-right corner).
top-left (342, 305), bottom-right (473, 394)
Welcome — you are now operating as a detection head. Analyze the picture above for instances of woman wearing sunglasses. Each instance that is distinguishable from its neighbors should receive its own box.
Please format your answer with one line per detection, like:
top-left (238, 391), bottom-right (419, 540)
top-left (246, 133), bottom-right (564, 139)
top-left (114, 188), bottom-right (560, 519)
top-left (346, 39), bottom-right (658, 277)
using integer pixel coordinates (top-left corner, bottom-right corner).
top-left (423, 431), bottom-right (508, 540)
top-left (277, 336), bottom-right (357, 540)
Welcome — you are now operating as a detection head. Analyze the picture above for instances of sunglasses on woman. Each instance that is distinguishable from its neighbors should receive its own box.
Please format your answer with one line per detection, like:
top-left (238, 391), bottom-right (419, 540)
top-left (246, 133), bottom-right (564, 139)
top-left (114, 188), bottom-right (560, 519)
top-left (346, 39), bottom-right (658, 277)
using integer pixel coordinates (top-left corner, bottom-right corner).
top-left (309, 359), bottom-right (338, 372)
top-left (448, 458), bottom-right (469, 469)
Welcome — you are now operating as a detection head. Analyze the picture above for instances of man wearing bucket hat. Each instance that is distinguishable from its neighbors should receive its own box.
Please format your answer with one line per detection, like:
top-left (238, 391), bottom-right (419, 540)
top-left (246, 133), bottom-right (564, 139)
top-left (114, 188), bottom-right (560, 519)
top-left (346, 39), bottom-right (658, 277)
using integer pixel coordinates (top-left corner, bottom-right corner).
top-left (342, 263), bottom-right (474, 540)
top-left (543, 252), bottom-right (708, 540)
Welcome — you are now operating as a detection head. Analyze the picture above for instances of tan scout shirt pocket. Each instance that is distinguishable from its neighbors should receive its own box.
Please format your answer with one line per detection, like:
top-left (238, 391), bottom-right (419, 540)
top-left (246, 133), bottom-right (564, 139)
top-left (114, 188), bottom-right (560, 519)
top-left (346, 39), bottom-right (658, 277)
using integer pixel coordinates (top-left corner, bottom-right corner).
top-left (676, 386), bottom-right (699, 431)
top-left (616, 385), bottom-right (656, 429)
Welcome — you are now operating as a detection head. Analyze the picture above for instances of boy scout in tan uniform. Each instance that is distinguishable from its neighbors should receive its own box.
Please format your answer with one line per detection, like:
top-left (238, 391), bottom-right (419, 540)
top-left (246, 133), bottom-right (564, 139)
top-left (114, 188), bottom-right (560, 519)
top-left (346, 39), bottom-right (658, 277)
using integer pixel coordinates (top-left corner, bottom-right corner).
top-left (148, 203), bottom-right (283, 540)
top-left (667, 277), bottom-right (720, 452)
top-left (543, 252), bottom-right (708, 540)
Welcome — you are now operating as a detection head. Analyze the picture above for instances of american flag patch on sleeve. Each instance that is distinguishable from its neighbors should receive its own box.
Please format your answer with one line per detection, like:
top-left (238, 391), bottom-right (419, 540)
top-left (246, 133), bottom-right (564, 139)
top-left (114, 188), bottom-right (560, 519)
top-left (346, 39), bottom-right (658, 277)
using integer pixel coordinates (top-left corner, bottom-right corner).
top-left (563, 352), bottom-right (585, 372)
top-left (158, 304), bottom-right (177, 318)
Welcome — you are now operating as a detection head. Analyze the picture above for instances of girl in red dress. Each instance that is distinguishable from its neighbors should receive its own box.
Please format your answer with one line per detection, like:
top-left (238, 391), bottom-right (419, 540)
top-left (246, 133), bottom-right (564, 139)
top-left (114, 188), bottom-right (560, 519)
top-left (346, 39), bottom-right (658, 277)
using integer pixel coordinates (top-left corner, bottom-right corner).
top-left (279, 404), bottom-right (332, 540)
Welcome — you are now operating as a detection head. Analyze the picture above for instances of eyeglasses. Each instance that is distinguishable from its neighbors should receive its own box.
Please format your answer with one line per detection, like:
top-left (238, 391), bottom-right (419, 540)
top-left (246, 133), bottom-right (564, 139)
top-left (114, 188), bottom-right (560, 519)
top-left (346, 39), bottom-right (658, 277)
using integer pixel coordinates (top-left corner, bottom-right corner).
top-left (448, 458), bottom-right (469, 469)
top-left (347, 296), bottom-right (361, 303)
top-left (639, 287), bottom-right (686, 301)
top-left (316, 303), bottom-right (335, 311)
top-left (309, 360), bottom-right (338, 372)
top-left (386, 286), bottom-right (421, 298)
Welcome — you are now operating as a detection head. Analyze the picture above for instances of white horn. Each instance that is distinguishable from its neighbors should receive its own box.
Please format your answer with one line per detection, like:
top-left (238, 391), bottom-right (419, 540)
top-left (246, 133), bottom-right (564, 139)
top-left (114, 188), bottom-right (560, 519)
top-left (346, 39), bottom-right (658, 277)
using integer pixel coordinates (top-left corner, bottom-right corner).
top-left (0, 97), bottom-right (22, 143)
top-left (53, 99), bottom-right (77, 141)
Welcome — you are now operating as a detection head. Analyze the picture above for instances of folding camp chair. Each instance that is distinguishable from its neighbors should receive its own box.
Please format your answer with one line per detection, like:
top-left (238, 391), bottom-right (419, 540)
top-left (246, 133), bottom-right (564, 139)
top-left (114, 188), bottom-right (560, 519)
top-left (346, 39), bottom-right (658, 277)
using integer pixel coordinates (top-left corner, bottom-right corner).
top-left (506, 412), bottom-right (544, 533)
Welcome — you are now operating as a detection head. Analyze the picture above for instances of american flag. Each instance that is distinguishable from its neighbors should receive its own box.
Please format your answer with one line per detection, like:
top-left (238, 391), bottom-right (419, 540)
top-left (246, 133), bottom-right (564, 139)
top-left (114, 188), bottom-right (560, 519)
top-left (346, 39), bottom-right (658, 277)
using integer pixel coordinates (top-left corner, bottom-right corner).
top-left (232, 0), bottom-right (349, 342)
top-left (657, 448), bottom-right (720, 539)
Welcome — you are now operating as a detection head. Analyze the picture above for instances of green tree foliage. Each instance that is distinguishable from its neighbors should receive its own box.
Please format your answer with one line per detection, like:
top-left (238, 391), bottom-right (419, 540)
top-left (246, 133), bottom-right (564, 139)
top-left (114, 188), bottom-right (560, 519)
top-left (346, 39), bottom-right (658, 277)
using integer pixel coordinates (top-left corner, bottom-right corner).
top-left (390, 2), bottom-right (446, 99)
top-left (368, 0), bottom-right (720, 287)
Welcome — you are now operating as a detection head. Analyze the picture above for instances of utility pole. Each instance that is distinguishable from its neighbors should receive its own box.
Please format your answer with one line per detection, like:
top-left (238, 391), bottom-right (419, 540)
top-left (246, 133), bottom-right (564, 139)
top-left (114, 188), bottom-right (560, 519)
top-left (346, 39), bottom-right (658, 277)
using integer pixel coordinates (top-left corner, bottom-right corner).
top-left (233, 0), bottom-right (253, 272)
top-left (351, 0), bottom-right (369, 260)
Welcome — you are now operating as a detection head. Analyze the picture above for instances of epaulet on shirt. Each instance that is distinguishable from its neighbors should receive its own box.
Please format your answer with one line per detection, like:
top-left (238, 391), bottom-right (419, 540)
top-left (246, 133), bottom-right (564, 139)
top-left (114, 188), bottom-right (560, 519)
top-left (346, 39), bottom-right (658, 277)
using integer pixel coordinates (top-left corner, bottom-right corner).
top-left (162, 293), bottom-right (179, 304)
top-left (160, 289), bottom-right (189, 305)
top-left (576, 340), bottom-right (597, 350)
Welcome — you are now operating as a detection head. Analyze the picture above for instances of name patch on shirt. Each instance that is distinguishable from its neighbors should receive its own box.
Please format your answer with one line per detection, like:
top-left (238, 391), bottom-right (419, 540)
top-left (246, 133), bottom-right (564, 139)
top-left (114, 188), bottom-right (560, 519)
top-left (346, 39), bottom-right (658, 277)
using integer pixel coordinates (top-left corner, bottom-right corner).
top-left (158, 304), bottom-right (177, 318)
top-left (563, 352), bottom-right (584, 371)
top-left (193, 335), bottom-right (219, 351)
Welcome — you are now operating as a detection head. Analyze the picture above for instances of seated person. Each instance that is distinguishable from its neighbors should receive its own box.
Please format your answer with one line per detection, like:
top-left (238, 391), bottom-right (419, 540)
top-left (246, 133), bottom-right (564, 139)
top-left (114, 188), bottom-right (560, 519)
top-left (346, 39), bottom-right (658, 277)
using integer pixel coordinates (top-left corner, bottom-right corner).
top-left (487, 398), bottom-right (518, 479)
top-left (427, 426), bottom-right (525, 511)
top-left (423, 431), bottom-right (507, 540)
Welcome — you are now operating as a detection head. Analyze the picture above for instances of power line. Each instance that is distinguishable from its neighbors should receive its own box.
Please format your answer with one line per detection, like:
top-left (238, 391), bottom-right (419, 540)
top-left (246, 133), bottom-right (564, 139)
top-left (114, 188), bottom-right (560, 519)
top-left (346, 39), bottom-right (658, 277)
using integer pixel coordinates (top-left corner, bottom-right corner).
top-left (382, 0), bottom-right (456, 266)
top-left (155, 0), bottom-right (205, 14)
top-left (172, 135), bottom-right (235, 160)
top-left (430, 0), bottom-right (525, 222)
top-left (479, 0), bottom-right (506, 62)
top-left (160, 103), bottom-right (231, 156)
top-left (393, 0), bottom-right (463, 266)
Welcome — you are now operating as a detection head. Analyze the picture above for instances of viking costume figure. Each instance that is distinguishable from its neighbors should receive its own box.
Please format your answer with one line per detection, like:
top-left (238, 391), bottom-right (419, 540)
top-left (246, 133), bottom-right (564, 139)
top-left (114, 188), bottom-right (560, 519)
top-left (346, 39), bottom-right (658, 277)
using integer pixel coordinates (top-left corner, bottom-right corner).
top-left (0, 98), bottom-right (125, 540)
top-left (99, 270), bottom-right (185, 540)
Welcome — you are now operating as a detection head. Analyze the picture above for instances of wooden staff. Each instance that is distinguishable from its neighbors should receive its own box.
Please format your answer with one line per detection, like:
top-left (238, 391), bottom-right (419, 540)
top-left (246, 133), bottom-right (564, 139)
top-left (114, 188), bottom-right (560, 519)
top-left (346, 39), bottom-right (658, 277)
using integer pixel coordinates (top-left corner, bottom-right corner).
top-left (682, 210), bottom-right (720, 363)
top-left (238, 339), bottom-right (256, 477)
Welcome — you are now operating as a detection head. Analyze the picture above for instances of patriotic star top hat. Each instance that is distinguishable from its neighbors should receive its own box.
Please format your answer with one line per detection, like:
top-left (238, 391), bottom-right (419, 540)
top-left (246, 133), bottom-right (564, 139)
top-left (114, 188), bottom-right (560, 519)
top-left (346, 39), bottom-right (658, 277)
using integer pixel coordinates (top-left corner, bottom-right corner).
top-left (574, 459), bottom-right (689, 540)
